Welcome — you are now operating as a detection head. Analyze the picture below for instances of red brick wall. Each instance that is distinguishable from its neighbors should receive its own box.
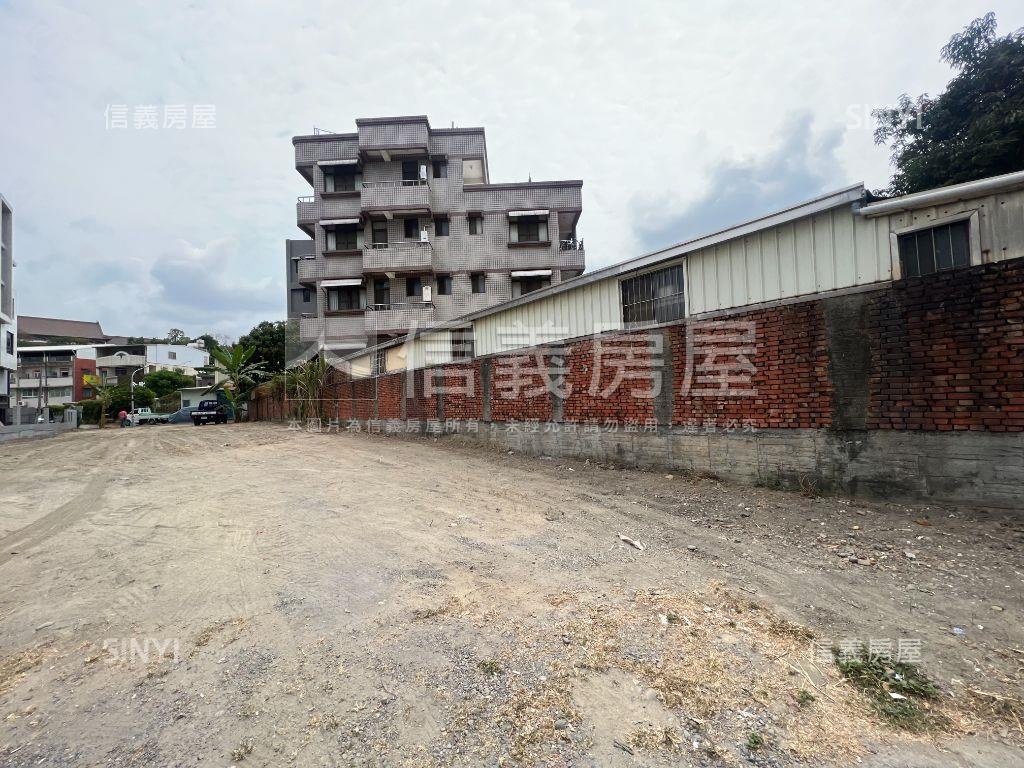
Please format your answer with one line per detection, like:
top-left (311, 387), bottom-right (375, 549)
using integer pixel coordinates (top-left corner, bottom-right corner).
top-left (489, 353), bottom-right (553, 421)
top-left (405, 368), bottom-right (437, 419)
top-left (563, 333), bottom-right (657, 423)
top-left (867, 258), bottom-right (1024, 431)
top-left (378, 373), bottom-right (403, 419)
top-left (352, 378), bottom-right (376, 420)
top-left (440, 362), bottom-right (483, 420)
top-left (251, 258), bottom-right (1024, 435)
top-left (670, 302), bottom-right (832, 428)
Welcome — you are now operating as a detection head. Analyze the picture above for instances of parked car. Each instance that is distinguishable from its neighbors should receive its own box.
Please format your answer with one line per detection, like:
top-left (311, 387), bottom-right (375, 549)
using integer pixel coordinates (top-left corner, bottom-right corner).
top-left (128, 407), bottom-right (170, 426)
top-left (192, 400), bottom-right (229, 425)
top-left (167, 406), bottom-right (196, 424)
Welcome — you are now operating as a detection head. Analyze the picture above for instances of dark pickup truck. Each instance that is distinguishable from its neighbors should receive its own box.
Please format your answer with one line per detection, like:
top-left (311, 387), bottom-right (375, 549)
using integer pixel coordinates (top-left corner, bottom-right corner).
top-left (191, 399), bottom-right (229, 426)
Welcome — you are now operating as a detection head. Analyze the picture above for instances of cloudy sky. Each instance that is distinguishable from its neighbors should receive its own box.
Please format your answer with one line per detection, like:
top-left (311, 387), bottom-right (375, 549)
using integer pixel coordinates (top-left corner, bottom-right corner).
top-left (0, 1), bottom-right (1020, 339)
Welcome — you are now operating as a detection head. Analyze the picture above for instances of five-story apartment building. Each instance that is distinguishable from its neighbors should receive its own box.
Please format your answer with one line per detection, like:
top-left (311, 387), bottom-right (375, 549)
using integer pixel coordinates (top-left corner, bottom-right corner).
top-left (292, 116), bottom-right (584, 353)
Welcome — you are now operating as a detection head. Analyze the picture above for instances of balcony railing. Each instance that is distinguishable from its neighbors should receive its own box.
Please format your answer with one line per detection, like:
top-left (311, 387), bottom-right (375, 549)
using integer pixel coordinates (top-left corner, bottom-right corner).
top-left (362, 241), bottom-right (433, 272)
top-left (361, 180), bottom-right (430, 212)
top-left (297, 196), bottom-right (317, 223)
top-left (297, 255), bottom-right (363, 283)
top-left (364, 303), bottom-right (435, 334)
top-left (559, 237), bottom-right (584, 252)
top-left (299, 315), bottom-right (367, 342)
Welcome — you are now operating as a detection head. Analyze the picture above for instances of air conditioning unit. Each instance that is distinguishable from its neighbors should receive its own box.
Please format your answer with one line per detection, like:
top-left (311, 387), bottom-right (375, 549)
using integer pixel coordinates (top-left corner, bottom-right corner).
top-left (422, 285), bottom-right (432, 303)
top-left (420, 228), bottom-right (429, 243)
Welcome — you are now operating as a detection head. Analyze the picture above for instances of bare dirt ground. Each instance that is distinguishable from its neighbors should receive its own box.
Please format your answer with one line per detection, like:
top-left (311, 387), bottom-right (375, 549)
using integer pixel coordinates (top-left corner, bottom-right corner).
top-left (0, 423), bottom-right (1021, 767)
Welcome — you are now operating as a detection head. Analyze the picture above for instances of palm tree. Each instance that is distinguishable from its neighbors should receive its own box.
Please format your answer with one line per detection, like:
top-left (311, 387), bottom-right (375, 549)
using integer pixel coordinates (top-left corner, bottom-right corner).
top-left (201, 345), bottom-right (270, 423)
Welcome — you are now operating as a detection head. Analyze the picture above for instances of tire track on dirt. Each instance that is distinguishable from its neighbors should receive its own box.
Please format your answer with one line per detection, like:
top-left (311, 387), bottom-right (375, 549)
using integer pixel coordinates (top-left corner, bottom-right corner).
top-left (0, 474), bottom-right (107, 567)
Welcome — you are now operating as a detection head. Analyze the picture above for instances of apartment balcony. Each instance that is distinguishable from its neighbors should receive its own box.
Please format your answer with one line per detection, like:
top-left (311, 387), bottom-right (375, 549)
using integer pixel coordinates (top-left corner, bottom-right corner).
top-left (362, 241), bottom-right (433, 274)
top-left (557, 237), bottom-right (586, 272)
top-left (96, 354), bottom-right (147, 368)
top-left (361, 180), bottom-right (430, 215)
top-left (364, 303), bottom-right (435, 334)
top-left (357, 117), bottom-right (429, 159)
top-left (297, 253), bottom-right (362, 285)
top-left (299, 314), bottom-right (367, 343)
top-left (293, 133), bottom-right (359, 184)
top-left (17, 376), bottom-right (73, 388)
top-left (297, 196), bottom-right (318, 234)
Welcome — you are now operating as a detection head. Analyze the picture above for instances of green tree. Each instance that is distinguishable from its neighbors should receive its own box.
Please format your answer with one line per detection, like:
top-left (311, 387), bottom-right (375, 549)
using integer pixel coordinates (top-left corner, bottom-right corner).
top-left (166, 328), bottom-right (189, 344)
top-left (143, 369), bottom-right (194, 398)
top-left (197, 333), bottom-right (222, 355)
top-left (238, 320), bottom-right (286, 373)
top-left (106, 384), bottom-right (155, 415)
top-left (201, 345), bottom-right (270, 422)
top-left (873, 13), bottom-right (1024, 196)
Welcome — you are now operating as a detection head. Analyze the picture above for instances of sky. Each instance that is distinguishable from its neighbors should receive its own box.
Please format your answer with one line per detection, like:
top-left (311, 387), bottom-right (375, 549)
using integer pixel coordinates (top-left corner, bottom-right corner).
top-left (0, 1), bottom-right (1020, 340)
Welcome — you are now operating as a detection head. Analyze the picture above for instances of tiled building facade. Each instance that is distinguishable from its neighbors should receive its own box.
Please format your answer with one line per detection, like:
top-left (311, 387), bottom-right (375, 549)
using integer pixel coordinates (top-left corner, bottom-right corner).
top-left (292, 116), bottom-right (584, 354)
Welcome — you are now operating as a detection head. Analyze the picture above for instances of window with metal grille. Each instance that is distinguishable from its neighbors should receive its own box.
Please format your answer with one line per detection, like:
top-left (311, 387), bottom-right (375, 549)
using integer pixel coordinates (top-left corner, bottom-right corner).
top-left (327, 225), bottom-right (358, 251)
top-left (323, 166), bottom-right (357, 192)
top-left (897, 220), bottom-right (971, 277)
top-left (620, 264), bottom-right (685, 326)
top-left (452, 328), bottom-right (474, 360)
top-left (373, 348), bottom-right (387, 375)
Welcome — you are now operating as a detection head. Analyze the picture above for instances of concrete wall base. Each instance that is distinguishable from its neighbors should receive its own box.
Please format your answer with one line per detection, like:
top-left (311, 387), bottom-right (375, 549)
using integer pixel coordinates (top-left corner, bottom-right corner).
top-left (0, 422), bottom-right (76, 444)
top-left (340, 421), bottom-right (1023, 509)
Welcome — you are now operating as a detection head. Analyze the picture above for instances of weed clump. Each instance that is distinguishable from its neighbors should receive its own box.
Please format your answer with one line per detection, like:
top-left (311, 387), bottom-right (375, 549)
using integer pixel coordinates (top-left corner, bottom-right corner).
top-left (834, 646), bottom-right (944, 731)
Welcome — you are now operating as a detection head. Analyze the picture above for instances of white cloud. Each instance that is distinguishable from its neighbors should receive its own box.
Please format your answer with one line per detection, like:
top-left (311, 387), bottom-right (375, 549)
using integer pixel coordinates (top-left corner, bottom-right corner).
top-left (1, 0), bottom-right (1020, 338)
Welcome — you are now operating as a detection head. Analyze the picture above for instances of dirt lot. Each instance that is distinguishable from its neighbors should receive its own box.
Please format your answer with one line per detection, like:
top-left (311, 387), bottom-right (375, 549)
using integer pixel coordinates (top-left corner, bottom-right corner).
top-left (0, 424), bottom-right (1021, 767)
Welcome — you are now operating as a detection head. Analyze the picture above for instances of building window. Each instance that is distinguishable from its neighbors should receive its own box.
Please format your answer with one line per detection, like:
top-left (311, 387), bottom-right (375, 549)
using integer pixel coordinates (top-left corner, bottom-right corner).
top-left (115, 367), bottom-right (127, 376)
top-left (468, 214), bottom-right (483, 235)
top-left (620, 264), bottom-right (686, 326)
top-left (302, 289), bottom-right (311, 303)
top-left (432, 159), bottom-right (448, 178)
top-left (437, 275), bottom-right (453, 295)
top-left (406, 276), bottom-right (423, 297)
top-left (516, 276), bottom-right (549, 295)
top-left (471, 273), bottom-right (486, 293)
top-left (323, 166), bottom-right (357, 192)
top-left (373, 348), bottom-right (387, 376)
top-left (326, 286), bottom-right (361, 311)
top-left (452, 328), bottom-right (474, 361)
top-left (509, 215), bottom-right (547, 243)
top-left (434, 216), bottom-right (450, 236)
top-left (897, 220), bottom-right (971, 277)
top-left (401, 160), bottom-right (421, 182)
top-left (168, 351), bottom-right (177, 360)
top-left (372, 222), bottom-right (389, 247)
top-left (6, 331), bottom-right (13, 354)
top-left (327, 225), bottom-right (358, 251)
top-left (404, 217), bottom-right (419, 239)
top-left (373, 278), bottom-right (390, 307)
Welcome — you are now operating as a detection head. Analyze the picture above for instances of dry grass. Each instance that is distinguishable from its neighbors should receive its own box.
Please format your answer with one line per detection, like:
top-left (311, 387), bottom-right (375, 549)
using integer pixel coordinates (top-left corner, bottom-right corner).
top-left (0, 644), bottom-right (48, 696)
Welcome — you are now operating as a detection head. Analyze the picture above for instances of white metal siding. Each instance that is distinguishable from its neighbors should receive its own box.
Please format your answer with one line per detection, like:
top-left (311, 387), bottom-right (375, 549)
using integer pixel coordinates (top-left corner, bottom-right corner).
top-left (474, 279), bottom-right (621, 356)
top-left (881, 188), bottom-right (1024, 265)
top-left (686, 205), bottom-right (892, 315)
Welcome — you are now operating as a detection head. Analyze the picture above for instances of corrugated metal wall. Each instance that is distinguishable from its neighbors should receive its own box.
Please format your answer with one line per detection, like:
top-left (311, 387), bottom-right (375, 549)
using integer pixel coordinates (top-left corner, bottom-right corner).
top-left (879, 188), bottom-right (1024, 264)
top-left (685, 205), bottom-right (892, 315)
top-left (474, 278), bottom-right (621, 356)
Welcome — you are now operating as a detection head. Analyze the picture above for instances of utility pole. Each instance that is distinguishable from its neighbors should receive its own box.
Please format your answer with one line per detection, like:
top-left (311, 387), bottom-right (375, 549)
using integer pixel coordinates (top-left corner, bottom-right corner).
top-left (129, 366), bottom-right (144, 413)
